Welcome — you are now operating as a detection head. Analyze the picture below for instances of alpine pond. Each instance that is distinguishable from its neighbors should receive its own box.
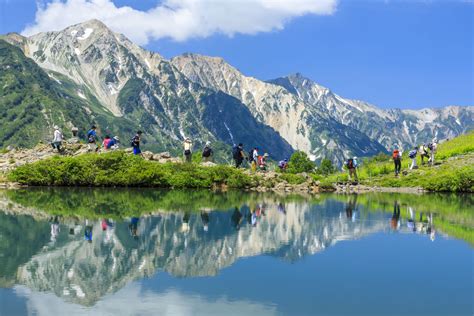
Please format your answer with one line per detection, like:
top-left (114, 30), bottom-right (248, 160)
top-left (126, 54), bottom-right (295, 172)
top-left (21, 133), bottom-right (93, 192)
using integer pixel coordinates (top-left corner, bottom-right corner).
top-left (0, 188), bottom-right (472, 316)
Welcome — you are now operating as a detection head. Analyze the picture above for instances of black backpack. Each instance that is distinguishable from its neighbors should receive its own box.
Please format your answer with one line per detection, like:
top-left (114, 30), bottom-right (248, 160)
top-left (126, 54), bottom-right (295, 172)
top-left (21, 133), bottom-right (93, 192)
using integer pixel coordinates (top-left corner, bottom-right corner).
top-left (202, 146), bottom-right (212, 157)
top-left (232, 146), bottom-right (240, 159)
top-left (248, 149), bottom-right (254, 161)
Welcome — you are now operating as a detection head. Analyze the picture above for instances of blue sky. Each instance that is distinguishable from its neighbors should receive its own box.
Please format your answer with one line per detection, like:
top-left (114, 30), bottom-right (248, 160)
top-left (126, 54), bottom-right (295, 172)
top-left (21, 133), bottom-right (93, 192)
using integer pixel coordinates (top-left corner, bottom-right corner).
top-left (0, 0), bottom-right (472, 109)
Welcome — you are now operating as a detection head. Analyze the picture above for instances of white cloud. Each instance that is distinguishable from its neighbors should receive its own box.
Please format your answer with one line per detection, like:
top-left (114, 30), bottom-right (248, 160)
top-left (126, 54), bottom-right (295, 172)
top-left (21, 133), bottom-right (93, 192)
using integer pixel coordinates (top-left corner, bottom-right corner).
top-left (22, 0), bottom-right (338, 45)
top-left (15, 283), bottom-right (277, 316)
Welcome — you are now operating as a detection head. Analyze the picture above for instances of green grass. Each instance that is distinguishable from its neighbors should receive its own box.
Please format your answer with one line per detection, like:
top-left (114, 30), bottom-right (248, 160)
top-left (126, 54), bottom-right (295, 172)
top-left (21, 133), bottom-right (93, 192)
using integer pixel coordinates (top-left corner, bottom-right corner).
top-left (322, 132), bottom-right (474, 192)
top-left (8, 151), bottom-right (252, 189)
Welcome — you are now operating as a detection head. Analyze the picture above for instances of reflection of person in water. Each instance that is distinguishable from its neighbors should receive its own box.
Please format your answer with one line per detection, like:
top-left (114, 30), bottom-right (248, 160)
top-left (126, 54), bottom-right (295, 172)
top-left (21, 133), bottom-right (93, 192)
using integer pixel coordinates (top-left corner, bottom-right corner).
top-left (50, 216), bottom-right (60, 243)
top-left (391, 201), bottom-right (401, 230)
top-left (278, 202), bottom-right (286, 215)
top-left (251, 209), bottom-right (257, 227)
top-left (419, 212), bottom-right (436, 241)
top-left (129, 217), bottom-right (139, 238)
top-left (231, 207), bottom-right (243, 230)
top-left (345, 194), bottom-right (358, 220)
top-left (407, 207), bottom-right (416, 232)
top-left (181, 212), bottom-right (191, 233)
top-left (84, 220), bottom-right (93, 243)
top-left (201, 211), bottom-right (210, 232)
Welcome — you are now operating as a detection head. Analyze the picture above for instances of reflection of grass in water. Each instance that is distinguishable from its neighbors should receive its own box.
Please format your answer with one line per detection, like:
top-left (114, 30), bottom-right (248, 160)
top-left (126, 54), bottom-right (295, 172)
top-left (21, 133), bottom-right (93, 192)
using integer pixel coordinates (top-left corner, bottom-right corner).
top-left (334, 193), bottom-right (474, 245)
top-left (4, 188), bottom-right (318, 220)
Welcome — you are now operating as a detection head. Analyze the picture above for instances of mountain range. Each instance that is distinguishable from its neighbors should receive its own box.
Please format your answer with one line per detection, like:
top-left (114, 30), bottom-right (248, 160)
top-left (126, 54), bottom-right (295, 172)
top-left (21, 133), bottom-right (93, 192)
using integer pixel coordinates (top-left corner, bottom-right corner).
top-left (1, 19), bottom-right (472, 164)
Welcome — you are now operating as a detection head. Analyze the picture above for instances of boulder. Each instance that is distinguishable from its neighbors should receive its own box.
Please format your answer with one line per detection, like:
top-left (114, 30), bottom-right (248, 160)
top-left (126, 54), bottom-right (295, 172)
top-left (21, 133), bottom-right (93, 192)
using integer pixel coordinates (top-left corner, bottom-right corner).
top-left (141, 151), bottom-right (154, 160)
top-left (159, 152), bottom-right (171, 159)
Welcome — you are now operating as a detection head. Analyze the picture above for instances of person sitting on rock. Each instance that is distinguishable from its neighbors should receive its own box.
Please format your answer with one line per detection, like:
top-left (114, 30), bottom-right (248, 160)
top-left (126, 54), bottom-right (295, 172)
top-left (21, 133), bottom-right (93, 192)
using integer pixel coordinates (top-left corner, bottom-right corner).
top-left (102, 135), bottom-right (112, 150)
top-left (278, 159), bottom-right (289, 171)
top-left (258, 153), bottom-right (269, 171)
top-left (108, 136), bottom-right (119, 150)
top-left (51, 125), bottom-right (63, 152)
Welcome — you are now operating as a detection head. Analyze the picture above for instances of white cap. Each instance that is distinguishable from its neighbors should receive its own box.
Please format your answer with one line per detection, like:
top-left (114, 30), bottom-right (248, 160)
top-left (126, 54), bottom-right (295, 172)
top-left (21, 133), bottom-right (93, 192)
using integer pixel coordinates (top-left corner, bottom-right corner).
top-left (353, 156), bottom-right (357, 160)
top-left (113, 136), bottom-right (119, 140)
top-left (205, 141), bottom-right (211, 146)
top-left (54, 125), bottom-right (59, 130)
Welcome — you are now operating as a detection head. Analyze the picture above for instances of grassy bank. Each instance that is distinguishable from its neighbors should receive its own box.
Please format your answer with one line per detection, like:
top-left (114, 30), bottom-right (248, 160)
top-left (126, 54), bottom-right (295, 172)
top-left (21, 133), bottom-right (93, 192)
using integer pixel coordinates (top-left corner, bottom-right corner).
top-left (322, 132), bottom-right (474, 192)
top-left (8, 151), bottom-right (252, 188)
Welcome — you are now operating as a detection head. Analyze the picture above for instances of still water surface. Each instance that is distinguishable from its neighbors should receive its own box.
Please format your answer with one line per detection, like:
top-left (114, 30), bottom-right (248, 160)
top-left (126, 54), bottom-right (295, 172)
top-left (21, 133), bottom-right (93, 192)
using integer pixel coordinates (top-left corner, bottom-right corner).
top-left (0, 189), bottom-right (472, 316)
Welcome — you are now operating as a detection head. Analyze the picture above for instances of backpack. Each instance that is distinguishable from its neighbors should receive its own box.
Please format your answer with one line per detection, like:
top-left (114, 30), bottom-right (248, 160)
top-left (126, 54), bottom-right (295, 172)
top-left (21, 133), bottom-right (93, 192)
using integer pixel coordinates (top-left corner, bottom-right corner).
top-left (409, 150), bottom-right (417, 159)
top-left (427, 143), bottom-right (433, 150)
top-left (202, 146), bottom-right (212, 157)
top-left (87, 130), bottom-right (95, 143)
top-left (392, 150), bottom-right (400, 159)
top-left (232, 146), bottom-right (240, 159)
top-left (347, 158), bottom-right (354, 169)
top-left (248, 149), bottom-right (254, 161)
top-left (130, 136), bottom-right (138, 147)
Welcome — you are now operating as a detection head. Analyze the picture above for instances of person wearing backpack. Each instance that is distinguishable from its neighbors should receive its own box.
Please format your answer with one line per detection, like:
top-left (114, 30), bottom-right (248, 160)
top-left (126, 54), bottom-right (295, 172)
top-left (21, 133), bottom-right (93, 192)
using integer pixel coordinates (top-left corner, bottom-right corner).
top-left (202, 141), bottom-right (213, 162)
top-left (87, 125), bottom-right (99, 152)
top-left (419, 144), bottom-right (429, 165)
top-left (233, 143), bottom-right (245, 168)
top-left (408, 146), bottom-right (418, 170)
top-left (183, 137), bottom-right (193, 163)
top-left (393, 148), bottom-right (401, 176)
top-left (102, 135), bottom-right (112, 150)
top-left (346, 157), bottom-right (358, 182)
top-left (428, 138), bottom-right (438, 166)
top-left (131, 131), bottom-right (142, 155)
top-left (51, 125), bottom-right (63, 152)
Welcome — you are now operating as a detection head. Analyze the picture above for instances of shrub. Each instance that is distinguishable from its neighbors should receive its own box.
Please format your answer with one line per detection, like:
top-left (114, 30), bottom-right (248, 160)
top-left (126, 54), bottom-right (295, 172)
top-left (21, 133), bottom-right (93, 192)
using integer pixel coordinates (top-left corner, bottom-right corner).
top-left (287, 151), bottom-right (315, 174)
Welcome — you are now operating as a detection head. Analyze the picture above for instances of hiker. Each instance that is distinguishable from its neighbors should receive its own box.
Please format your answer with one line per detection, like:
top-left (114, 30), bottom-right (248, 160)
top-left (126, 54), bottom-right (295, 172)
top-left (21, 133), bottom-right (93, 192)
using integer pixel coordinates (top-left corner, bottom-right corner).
top-left (278, 159), bottom-right (289, 171)
top-left (183, 137), bottom-right (193, 163)
top-left (248, 147), bottom-right (258, 171)
top-left (108, 136), bottom-right (119, 150)
top-left (428, 138), bottom-right (438, 166)
top-left (202, 141), bottom-right (213, 162)
top-left (131, 131), bottom-right (142, 155)
top-left (102, 135), bottom-right (112, 150)
top-left (393, 148), bottom-right (401, 176)
top-left (258, 153), bottom-right (269, 171)
top-left (419, 144), bottom-right (429, 165)
top-left (408, 146), bottom-right (418, 170)
top-left (87, 125), bottom-right (99, 152)
top-left (346, 157), bottom-right (358, 182)
top-left (51, 125), bottom-right (63, 152)
top-left (233, 143), bottom-right (245, 168)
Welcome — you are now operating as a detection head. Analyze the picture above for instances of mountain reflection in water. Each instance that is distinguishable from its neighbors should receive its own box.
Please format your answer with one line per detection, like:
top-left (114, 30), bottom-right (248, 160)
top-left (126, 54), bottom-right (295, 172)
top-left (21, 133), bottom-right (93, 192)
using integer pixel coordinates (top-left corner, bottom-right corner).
top-left (0, 189), bottom-right (472, 315)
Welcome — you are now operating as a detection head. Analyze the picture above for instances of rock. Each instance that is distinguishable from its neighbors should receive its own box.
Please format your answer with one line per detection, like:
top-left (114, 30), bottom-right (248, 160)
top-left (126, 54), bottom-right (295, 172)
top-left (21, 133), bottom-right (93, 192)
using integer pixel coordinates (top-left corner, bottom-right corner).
top-left (152, 154), bottom-right (161, 161)
top-left (159, 152), bottom-right (171, 159)
top-left (124, 148), bottom-right (133, 153)
top-left (201, 161), bottom-right (217, 167)
top-left (141, 151), bottom-right (154, 160)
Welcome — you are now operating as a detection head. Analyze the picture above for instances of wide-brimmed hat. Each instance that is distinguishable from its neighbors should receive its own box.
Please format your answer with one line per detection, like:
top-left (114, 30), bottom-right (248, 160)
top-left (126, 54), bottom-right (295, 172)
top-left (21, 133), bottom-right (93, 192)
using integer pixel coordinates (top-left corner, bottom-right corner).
top-left (263, 153), bottom-right (269, 157)
top-left (54, 125), bottom-right (59, 130)
top-left (205, 141), bottom-right (211, 146)
top-left (113, 136), bottom-right (119, 140)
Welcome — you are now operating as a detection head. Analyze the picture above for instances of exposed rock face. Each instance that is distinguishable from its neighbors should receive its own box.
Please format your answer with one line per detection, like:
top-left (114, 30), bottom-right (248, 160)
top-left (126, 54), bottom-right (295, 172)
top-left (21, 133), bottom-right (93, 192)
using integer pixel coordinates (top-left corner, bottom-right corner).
top-left (9, 200), bottom-right (387, 306)
top-left (269, 73), bottom-right (474, 150)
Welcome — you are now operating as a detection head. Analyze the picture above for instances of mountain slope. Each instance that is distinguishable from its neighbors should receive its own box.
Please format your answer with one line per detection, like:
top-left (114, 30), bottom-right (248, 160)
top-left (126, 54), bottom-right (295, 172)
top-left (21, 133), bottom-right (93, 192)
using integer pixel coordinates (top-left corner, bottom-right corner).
top-left (269, 73), bottom-right (474, 150)
top-left (171, 53), bottom-right (386, 163)
top-left (2, 20), bottom-right (292, 157)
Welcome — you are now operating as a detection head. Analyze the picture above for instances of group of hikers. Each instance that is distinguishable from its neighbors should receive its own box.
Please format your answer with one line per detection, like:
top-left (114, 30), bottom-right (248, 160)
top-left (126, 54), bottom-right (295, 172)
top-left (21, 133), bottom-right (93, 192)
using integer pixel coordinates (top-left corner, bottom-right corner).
top-left (344, 137), bottom-right (439, 181)
top-left (50, 125), bottom-right (290, 171)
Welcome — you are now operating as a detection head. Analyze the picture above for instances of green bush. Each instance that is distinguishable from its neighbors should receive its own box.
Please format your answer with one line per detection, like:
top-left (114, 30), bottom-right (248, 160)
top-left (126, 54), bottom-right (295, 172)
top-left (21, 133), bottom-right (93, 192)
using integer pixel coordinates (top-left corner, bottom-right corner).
top-left (287, 151), bottom-right (315, 174)
top-left (8, 151), bottom-right (252, 189)
top-left (279, 173), bottom-right (306, 185)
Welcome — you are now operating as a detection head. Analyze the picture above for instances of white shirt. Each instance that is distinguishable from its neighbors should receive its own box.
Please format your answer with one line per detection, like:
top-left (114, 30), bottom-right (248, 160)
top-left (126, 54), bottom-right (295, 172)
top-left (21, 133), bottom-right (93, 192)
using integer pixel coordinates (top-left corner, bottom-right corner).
top-left (53, 129), bottom-right (63, 142)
